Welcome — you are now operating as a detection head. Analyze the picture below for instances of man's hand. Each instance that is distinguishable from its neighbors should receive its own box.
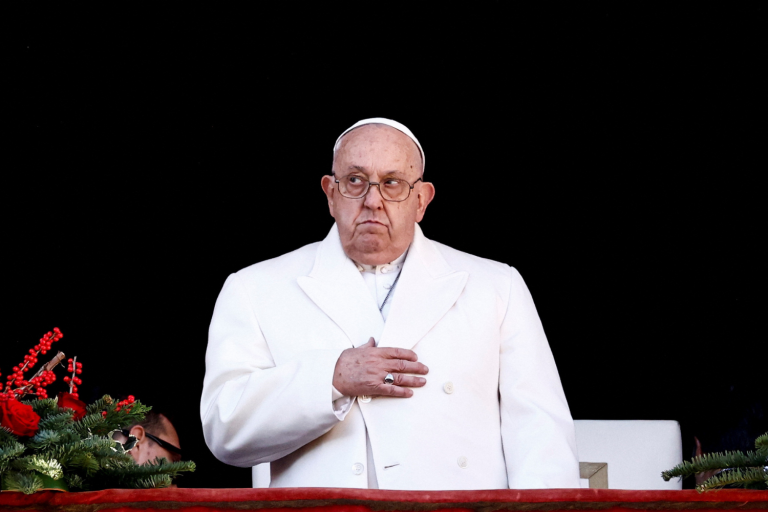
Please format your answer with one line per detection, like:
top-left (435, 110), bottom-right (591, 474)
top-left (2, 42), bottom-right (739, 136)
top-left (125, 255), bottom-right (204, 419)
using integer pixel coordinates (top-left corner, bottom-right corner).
top-left (333, 338), bottom-right (428, 398)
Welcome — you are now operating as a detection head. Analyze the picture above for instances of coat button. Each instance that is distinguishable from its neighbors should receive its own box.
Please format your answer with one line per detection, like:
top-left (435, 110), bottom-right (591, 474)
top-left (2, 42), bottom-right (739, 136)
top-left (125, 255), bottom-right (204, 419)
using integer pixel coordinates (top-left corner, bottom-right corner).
top-left (457, 456), bottom-right (468, 469)
top-left (443, 382), bottom-right (454, 394)
top-left (359, 395), bottom-right (371, 403)
top-left (353, 463), bottom-right (364, 475)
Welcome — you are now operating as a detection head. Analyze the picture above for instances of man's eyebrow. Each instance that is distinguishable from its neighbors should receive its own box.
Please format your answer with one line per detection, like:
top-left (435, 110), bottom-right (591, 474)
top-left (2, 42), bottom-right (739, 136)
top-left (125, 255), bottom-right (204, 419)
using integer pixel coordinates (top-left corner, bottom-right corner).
top-left (346, 165), bottom-right (407, 177)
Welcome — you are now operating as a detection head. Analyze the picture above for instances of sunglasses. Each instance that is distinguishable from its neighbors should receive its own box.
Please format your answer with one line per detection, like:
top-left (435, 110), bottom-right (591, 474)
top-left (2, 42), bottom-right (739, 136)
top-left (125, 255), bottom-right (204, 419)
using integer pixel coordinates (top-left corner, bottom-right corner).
top-left (111, 429), bottom-right (182, 456)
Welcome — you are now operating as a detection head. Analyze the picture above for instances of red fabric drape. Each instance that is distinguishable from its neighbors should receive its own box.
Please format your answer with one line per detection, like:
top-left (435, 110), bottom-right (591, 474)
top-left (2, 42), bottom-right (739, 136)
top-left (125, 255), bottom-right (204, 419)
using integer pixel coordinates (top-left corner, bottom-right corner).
top-left (1, 488), bottom-right (767, 512)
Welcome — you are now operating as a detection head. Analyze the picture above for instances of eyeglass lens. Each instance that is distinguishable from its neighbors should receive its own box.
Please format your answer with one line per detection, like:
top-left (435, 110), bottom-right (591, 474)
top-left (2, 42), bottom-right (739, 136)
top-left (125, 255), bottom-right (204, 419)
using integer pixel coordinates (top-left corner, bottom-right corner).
top-left (110, 429), bottom-right (139, 452)
top-left (338, 176), bottom-right (411, 201)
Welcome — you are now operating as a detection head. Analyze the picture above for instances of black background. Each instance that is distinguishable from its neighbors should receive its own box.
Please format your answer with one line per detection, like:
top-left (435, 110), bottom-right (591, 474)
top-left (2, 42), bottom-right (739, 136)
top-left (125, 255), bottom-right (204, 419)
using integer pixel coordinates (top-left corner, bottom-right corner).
top-left (4, 4), bottom-right (765, 489)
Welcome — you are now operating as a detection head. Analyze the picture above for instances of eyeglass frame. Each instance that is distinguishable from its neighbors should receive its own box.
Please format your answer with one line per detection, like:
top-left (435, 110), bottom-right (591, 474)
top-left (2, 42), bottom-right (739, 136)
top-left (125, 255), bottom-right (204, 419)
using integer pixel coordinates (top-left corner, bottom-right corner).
top-left (114, 428), bottom-right (182, 456)
top-left (333, 172), bottom-right (423, 202)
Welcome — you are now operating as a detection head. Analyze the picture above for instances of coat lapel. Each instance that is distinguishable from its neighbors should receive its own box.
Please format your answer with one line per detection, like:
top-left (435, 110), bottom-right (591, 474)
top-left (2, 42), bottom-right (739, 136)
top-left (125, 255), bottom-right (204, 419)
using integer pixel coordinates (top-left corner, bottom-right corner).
top-left (378, 224), bottom-right (468, 351)
top-left (297, 224), bottom-right (385, 348)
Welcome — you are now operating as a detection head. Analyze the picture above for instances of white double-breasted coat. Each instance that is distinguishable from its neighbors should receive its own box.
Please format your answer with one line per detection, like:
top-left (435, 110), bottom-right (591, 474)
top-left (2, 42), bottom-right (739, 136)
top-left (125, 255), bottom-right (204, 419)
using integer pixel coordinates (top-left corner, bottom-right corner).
top-left (201, 223), bottom-right (580, 489)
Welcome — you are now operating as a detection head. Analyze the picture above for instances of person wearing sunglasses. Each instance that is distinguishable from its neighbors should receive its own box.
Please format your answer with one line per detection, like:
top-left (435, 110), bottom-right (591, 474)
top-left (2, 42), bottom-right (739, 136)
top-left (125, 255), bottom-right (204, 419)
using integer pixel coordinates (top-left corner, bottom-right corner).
top-left (114, 412), bottom-right (182, 464)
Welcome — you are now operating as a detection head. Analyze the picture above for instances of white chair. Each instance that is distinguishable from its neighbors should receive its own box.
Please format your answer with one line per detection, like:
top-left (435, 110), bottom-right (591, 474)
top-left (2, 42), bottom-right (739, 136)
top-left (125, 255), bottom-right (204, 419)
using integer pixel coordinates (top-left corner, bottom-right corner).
top-left (253, 463), bottom-right (271, 488)
top-left (575, 420), bottom-right (683, 489)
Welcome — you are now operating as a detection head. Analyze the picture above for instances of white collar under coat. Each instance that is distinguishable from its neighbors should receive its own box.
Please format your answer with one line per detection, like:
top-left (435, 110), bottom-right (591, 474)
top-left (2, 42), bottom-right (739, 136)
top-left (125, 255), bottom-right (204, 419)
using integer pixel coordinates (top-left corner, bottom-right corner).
top-left (296, 223), bottom-right (469, 351)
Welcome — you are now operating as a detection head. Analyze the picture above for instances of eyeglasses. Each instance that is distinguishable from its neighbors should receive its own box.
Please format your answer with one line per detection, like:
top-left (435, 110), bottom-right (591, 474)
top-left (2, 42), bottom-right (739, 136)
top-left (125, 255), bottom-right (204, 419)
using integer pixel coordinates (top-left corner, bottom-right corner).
top-left (111, 429), bottom-right (182, 457)
top-left (334, 174), bottom-right (422, 202)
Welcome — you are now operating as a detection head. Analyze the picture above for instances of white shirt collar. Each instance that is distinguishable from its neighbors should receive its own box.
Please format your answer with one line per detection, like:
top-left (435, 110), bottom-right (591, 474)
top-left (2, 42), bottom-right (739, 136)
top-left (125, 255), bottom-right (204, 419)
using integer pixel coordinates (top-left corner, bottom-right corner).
top-left (354, 248), bottom-right (408, 274)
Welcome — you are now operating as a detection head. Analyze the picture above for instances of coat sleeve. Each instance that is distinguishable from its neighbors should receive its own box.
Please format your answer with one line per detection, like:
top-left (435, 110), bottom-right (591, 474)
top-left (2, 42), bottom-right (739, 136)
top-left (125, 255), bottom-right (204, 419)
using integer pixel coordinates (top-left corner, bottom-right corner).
top-left (200, 272), bottom-right (347, 467)
top-left (499, 267), bottom-right (581, 488)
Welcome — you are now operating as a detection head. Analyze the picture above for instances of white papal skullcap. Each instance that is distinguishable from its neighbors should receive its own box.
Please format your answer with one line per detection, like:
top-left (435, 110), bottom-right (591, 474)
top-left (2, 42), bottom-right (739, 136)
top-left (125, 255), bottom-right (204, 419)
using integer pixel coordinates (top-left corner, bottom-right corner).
top-left (334, 117), bottom-right (425, 172)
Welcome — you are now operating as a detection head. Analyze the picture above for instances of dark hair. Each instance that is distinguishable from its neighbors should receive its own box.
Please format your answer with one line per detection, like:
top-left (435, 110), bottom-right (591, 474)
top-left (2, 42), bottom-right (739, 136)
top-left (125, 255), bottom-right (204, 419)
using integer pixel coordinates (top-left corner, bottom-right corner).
top-left (127, 412), bottom-right (173, 437)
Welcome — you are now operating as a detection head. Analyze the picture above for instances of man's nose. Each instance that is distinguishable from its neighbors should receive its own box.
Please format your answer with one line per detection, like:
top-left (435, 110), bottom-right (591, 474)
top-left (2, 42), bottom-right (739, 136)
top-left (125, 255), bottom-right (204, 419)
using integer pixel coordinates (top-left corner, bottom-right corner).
top-left (363, 183), bottom-right (384, 209)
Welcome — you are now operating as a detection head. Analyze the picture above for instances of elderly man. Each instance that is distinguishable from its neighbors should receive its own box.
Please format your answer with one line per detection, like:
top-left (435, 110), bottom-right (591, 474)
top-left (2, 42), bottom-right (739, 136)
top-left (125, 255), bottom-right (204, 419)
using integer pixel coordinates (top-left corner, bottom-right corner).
top-left (201, 118), bottom-right (580, 490)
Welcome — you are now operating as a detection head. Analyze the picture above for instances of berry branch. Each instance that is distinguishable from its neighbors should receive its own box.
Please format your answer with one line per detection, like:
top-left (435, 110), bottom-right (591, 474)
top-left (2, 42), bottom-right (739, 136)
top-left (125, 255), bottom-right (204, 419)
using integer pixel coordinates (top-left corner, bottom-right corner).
top-left (1, 328), bottom-right (63, 400)
top-left (16, 351), bottom-right (66, 399)
top-left (63, 356), bottom-right (83, 398)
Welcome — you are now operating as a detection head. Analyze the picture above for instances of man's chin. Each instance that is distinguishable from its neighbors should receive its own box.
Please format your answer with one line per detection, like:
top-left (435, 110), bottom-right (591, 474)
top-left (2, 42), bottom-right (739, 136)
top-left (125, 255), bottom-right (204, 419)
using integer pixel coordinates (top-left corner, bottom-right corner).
top-left (345, 236), bottom-right (392, 264)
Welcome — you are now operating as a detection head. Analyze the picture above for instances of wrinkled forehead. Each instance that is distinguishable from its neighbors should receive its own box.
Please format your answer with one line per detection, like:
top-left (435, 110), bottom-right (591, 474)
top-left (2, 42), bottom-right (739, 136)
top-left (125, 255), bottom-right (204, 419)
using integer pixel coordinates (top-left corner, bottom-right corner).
top-left (334, 118), bottom-right (425, 172)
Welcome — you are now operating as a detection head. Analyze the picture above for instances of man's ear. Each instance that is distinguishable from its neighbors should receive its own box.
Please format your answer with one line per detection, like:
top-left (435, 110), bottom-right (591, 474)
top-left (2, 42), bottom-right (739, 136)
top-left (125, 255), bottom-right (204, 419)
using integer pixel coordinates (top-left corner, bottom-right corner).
top-left (694, 436), bottom-right (704, 457)
top-left (321, 175), bottom-right (336, 216)
top-left (415, 181), bottom-right (435, 223)
top-left (130, 425), bottom-right (146, 444)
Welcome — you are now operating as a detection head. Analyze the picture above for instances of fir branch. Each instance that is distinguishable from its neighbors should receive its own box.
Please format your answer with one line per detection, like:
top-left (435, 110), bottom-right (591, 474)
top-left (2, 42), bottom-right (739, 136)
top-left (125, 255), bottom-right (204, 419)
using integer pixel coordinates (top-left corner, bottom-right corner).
top-left (135, 474), bottom-right (173, 489)
top-left (67, 451), bottom-right (100, 476)
top-left (24, 398), bottom-right (59, 419)
top-left (52, 437), bottom-right (122, 467)
top-left (71, 412), bottom-right (106, 436)
top-left (0, 441), bottom-right (25, 472)
top-left (86, 395), bottom-right (114, 415)
top-left (27, 429), bottom-right (63, 451)
top-left (65, 472), bottom-right (85, 490)
top-left (96, 457), bottom-right (195, 489)
top-left (0, 426), bottom-right (17, 445)
top-left (11, 455), bottom-right (64, 480)
top-left (2, 471), bottom-right (44, 494)
top-left (38, 411), bottom-right (75, 431)
top-left (0, 441), bottom-right (25, 461)
top-left (699, 467), bottom-right (768, 492)
top-left (756, 432), bottom-right (768, 450)
top-left (662, 450), bottom-right (767, 480)
top-left (99, 402), bottom-right (151, 434)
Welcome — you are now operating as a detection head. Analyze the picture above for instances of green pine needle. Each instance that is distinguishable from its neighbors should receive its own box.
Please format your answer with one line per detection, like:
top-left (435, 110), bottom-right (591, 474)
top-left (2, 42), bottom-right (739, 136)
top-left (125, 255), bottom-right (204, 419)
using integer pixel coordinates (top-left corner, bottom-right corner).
top-left (85, 395), bottom-right (115, 415)
top-left (96, 457), bottom-right (195, 489)
top-left (71, 412), bottom-right (107, 436)
top-left (136, 474), bottom-right (173, 489)
top-left (11, 455), bottom-right (64, 480)
top-left (2, 471), bottom-right (44, 494)
top-left (662, 449), bottom-right (767, 480)
top-left (65, 472), bottom-right (85, 490)
top-left (0, 426), bottom-right (17, 445)
top-left (68, 451), bottom-right (100, 476)
top-left (0, 442), bottom-right (26, 473)
top-left (27, 429), bottom-right (63, 451)
top-left (38, 411), bottom-right (75, 431)
top-left (663, 432), bottom-right (768, 491)
top-left (0, 441), bottom-right (25, 461)
top-left (24, 398), bottom-right (59, 419)
top-left (698, 467), bottom-right (768, 492)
